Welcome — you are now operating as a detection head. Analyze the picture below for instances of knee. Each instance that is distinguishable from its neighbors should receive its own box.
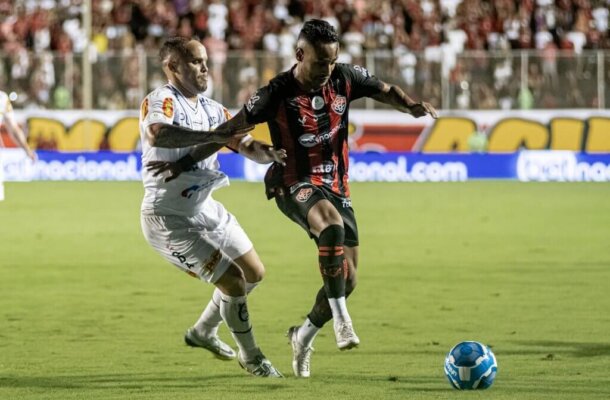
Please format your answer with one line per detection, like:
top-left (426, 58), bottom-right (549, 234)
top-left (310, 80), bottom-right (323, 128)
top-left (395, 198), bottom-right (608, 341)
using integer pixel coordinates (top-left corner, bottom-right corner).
top-left (318, 224), bottom-right (345, 246)
top-left (245, 263), bottom-right (265, 283)
top-left (217, 263), bottom-right (246, 296)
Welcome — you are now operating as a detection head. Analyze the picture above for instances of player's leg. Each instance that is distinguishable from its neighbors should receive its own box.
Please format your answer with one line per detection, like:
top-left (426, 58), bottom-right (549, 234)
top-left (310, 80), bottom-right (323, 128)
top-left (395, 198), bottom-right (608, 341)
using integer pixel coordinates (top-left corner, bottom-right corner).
top-left (213, 261), bottom-right (282, 377)
top-left (189, 209), bottom-right (264, 356)
top-left (141, 214), bottom-right (281, 377)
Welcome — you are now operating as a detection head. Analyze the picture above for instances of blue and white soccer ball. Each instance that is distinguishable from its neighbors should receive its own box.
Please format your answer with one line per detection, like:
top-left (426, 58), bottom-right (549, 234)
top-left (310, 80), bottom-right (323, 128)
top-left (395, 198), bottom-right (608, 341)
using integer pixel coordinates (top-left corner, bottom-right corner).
top-left (444, 341), bottom-right (497, 390)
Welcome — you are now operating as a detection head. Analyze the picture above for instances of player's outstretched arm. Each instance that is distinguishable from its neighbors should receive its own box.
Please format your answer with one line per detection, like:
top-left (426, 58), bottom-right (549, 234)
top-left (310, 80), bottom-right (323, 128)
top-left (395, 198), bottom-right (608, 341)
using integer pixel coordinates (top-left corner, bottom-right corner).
top-left (235, 136), bottom-right (286, 165)
top-left (5, 112), bottom-right (36, 161)
top-left (147, 122), bottom-right (253, 148)
top-left (372, 81), bottom-right (438, 119)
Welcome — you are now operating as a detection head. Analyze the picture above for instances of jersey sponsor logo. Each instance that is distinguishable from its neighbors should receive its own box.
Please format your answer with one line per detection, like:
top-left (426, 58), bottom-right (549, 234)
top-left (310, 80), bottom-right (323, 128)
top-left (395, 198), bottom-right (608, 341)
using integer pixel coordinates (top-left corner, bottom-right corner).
top-left (341, 197), bottom-right (352, 208)
top-left (162, 98), bottom-right (174, 118)
top-left (202, 249), bottom-right (222, 274)
top-left (353, 65), bottom-right (370, 77)
top-left (296, 187), bottom-right (313, 202)
top-left (331, 95), bottom-right (347, 115)
top-left (298, 133), bottom-right (317, 147)
top-left (311, 163), bottom-right (335, 174)
top-left (181, 185), bottom-right (200, 198)
top-left (172, 251), bottom-right (195, 269)
top-left (298, 121), bottom-right (346, 148)
top-left (141, 98), bottom-right (149, 118)
top-left (246, 92), bottom-right (260, 112)
top-left (311, 96), bottom-right (324, 110)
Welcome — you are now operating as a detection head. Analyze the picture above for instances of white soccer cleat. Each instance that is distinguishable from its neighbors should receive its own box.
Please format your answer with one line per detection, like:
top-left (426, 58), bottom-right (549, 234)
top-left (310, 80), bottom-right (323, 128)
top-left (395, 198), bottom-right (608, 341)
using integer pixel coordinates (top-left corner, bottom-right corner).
top-left (334, 321), bottom-right (360, 350)
top-left (184, 327), bottom-right (236, 360)
top-left (287, 326), bottom-right (314, 378)
top-left (237, 350), bottom-right (284, 378)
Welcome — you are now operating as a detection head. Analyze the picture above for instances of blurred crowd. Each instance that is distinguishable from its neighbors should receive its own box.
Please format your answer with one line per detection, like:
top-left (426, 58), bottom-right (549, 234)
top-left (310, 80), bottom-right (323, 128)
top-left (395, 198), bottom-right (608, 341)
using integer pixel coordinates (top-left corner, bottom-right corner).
top-left (0, 0), bottom-right (608, 110)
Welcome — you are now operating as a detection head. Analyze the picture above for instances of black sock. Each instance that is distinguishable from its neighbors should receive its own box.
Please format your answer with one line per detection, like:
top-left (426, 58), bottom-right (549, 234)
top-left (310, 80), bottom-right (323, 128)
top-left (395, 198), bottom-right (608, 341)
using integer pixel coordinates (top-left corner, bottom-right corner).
top-left (317, 224), bottom-right (347, 299)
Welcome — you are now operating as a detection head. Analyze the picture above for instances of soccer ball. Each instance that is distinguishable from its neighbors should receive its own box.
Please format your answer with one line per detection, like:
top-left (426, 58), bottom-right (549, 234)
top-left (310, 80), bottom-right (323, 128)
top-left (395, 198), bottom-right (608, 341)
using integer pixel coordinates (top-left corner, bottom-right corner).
top-left (444, 341), bottom-right (497, 390)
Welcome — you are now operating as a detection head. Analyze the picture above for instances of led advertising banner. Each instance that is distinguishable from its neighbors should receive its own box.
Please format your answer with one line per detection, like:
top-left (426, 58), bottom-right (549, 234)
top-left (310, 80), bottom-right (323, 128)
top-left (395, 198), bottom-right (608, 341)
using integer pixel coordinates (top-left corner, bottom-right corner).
top-left (2, 150), bottom-right (610, 182)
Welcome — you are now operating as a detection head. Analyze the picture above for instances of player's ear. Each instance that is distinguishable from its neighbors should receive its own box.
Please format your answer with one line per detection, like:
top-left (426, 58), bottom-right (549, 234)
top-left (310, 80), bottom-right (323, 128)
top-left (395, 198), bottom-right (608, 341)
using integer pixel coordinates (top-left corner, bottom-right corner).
top-left (295, 47), bottom-right (304, 62)
top-left (167, 58), bottom-right (179, 74)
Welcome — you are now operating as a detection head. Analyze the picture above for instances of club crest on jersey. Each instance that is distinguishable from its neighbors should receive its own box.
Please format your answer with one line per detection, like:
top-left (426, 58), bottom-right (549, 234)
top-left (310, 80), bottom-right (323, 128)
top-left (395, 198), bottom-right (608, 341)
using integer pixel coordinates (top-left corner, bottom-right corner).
top-left (311, 96), bottom-right (324, 110)
top-left (296, 187), bottom-right (313, 202)
top-left (331, 95), bottom-right (347, 115)
top-left (162, 98), bottom-right (174, 118)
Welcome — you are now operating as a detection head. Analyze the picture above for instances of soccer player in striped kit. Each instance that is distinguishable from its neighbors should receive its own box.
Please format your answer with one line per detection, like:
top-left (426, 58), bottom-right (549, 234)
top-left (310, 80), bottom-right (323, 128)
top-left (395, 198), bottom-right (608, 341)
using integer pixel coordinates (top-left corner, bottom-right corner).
top-left (153, 20), bottom-right (438, 378)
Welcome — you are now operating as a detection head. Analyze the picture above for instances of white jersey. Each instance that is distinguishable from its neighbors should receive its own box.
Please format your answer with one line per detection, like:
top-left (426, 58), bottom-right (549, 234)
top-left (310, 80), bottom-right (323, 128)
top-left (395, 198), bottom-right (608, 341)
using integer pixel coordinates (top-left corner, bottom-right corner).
top-left (139, 83), bottom-right (231, 216)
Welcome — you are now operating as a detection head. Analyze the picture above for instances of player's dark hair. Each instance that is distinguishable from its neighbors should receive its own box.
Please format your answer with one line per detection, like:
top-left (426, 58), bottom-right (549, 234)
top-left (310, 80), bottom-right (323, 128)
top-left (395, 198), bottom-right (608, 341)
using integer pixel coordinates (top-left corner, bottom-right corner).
top-left (159, 37), bottom-right (190, 63)
top-left (298, 19), bottom-right (339, 45)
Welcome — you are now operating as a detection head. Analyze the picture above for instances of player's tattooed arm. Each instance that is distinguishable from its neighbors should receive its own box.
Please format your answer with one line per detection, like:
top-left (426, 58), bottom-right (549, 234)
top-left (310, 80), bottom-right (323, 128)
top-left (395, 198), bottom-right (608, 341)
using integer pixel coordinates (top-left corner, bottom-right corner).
top-left (147, 122), bottom-right (253, 148)
top-left (372, 81), bottom-right (438, 119)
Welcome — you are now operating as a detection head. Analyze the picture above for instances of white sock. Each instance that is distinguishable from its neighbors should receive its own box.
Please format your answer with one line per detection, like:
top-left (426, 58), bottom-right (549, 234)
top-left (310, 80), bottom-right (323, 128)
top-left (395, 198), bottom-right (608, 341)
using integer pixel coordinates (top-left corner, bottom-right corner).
top-left (328, 296), bottom-right (351, 326)
top-left (193, 283), bottom-right (259, 338)
top-left (219, 293), bottom-right (259, 360)
top-left (193, 288), bottom-right (223, 338)
top-left (296, 317), bottom-right (320, 348)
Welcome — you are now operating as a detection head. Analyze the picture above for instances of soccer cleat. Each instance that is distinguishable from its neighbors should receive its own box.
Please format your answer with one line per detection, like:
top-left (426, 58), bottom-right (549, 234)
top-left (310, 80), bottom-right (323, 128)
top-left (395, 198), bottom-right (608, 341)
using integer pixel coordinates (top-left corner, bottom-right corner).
top-left (287, 326), bottom-right (314, 378)
top-left (334, 321), bottom-right (360, 350)
top-left (184, 327), bottom-right (236, 360)
top-left (237, 350), bottom-right (284, 378)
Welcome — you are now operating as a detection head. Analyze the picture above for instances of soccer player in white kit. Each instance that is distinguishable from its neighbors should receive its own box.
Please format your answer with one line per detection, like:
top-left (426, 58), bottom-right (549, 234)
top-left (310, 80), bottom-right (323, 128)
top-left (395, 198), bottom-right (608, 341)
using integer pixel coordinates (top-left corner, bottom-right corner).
top-left (139, 37), bottom-right (285, 377)
top-left (0, 90), bottom-right (37, 201)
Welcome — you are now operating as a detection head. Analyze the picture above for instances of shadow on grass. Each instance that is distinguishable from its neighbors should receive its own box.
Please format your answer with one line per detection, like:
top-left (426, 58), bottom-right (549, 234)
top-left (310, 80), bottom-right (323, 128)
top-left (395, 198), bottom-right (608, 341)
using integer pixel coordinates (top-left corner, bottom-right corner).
top-left (0, 373), bottom-right (280, 391)
top-left (508, 341), bottom-right (610, 357)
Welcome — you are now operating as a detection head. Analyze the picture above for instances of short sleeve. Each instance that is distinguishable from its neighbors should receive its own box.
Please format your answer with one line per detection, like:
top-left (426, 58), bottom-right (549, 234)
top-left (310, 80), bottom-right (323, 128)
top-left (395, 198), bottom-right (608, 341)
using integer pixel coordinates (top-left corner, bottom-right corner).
top-left (243, 84), bottom-right (280, 125)
top-left (339, 64), bottom-right (384, 101)
top-left (140, 89), bottom-right (176, 130)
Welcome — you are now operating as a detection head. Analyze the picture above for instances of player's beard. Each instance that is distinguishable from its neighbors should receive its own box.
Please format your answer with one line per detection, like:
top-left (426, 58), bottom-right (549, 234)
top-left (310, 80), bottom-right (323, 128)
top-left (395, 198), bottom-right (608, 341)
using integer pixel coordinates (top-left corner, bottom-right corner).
top-left (196, 76), bottom-right (208, 92)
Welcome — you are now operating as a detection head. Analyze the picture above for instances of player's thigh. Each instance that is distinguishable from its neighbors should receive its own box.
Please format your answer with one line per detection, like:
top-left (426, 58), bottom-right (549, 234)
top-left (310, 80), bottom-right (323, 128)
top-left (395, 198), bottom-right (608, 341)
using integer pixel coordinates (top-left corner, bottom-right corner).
top-left (306, 199), bottom-right (343, 236)
top-left (141, 214), bottom-right (233, 284)
top-left (233, 248), bottom-right (265, 283)
top-left (274, 184), bottom-right (327, 237)
top-left (325, 189), bottom-right (359, 247)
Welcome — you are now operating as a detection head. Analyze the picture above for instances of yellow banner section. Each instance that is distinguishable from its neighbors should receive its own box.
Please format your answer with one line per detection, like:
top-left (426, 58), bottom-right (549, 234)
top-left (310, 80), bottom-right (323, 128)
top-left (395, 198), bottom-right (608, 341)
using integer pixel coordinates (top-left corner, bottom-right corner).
top-left (23, 112), bottom-right (610, 153)
top-left (419, 116), bottom-right (610, 152)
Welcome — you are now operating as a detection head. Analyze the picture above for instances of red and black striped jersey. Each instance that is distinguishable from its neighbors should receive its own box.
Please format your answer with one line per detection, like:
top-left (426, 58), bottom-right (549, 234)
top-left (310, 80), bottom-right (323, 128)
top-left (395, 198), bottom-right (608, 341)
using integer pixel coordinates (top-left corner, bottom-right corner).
top-left (243, 63), bottom-right (383, 199)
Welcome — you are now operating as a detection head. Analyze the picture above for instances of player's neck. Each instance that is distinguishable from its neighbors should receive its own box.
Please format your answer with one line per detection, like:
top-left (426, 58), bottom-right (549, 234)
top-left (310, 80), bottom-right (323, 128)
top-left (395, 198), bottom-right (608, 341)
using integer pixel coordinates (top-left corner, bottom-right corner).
top-left (168, 81), bottom-right (198, 102)
top-left (293, 65), bottom-right (318, 93)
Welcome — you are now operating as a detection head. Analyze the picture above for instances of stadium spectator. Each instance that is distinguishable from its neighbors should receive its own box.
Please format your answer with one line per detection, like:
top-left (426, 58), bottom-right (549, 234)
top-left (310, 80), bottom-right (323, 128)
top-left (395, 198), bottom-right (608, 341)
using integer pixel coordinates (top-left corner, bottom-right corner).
top-left (0, 0), bottom-right (607, 110)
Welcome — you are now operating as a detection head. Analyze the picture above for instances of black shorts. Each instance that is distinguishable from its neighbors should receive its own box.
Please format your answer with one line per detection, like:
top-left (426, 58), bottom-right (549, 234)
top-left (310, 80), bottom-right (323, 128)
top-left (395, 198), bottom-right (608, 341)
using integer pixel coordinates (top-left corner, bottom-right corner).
top-left (274, 183), bottom-right (359, 247)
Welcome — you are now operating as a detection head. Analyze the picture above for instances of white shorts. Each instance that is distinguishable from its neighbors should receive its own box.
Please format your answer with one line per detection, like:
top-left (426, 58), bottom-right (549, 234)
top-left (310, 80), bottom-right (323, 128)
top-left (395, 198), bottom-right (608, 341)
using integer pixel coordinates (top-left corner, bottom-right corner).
top-left (141, 198), bottom-right (253, 284)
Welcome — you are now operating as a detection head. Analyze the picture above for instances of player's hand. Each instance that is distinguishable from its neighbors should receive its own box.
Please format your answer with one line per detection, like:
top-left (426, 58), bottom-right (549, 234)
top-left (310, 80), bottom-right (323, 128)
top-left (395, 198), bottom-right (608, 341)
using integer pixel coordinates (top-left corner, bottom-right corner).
top-left (146, 160), bottom-right (183, 182)
top-left (208, 125), bottom-right (255, 144)
top-left (407, 101), bottom-right (438, 119)
top-left (27, 150), bottom-right (37, 162)
top-left (266, 147), bottom-right (287, 166)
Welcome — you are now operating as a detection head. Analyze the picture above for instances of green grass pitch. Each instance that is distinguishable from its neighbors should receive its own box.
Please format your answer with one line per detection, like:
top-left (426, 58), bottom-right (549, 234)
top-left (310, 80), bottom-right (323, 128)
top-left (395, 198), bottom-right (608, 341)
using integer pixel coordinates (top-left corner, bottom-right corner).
top-left (1, 181), bottom-right (609, 399)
